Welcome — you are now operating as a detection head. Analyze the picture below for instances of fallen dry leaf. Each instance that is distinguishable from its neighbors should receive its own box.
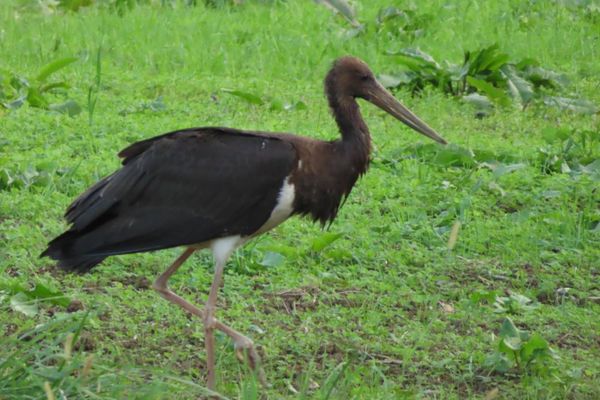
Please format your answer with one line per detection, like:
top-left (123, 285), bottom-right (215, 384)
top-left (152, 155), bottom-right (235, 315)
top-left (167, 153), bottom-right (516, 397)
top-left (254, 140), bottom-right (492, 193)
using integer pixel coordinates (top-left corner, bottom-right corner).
top-left (438, 301), bottom-right (455, 313)
top-left (485, 387), bottom-right (499, 400)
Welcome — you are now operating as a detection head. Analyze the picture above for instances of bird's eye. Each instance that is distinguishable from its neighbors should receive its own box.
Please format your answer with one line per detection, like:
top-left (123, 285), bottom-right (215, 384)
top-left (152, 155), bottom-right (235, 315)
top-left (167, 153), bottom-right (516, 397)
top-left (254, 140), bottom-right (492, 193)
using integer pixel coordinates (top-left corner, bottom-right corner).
top-left (360, 74), bottom-right (371, 82)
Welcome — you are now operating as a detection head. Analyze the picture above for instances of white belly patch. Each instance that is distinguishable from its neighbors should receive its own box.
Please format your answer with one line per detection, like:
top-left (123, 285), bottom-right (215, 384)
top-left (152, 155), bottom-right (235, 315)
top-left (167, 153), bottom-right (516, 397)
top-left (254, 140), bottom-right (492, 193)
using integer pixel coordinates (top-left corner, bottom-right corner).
top-left (256, 177), bottom-right (295, 234)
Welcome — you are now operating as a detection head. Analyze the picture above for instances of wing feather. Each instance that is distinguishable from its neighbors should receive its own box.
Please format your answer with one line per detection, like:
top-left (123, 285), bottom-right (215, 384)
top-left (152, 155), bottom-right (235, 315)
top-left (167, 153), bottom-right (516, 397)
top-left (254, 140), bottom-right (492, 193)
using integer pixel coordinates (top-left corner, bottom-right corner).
top-left (43, 128), bottom-right (297, 264)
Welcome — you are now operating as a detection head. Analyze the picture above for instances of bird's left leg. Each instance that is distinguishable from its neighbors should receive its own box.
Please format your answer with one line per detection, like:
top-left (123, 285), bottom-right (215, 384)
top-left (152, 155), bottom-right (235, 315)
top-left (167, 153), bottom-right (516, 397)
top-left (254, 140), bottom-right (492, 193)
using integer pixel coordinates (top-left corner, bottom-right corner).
top-left (205, 238), bottom-right (267, 386)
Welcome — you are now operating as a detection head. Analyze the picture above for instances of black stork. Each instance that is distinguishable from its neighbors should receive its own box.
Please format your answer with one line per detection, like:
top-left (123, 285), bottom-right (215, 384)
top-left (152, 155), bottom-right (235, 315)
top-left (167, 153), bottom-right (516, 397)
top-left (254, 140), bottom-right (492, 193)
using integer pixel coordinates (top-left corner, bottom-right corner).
top-left (42, 56), bottom-right (447, 390)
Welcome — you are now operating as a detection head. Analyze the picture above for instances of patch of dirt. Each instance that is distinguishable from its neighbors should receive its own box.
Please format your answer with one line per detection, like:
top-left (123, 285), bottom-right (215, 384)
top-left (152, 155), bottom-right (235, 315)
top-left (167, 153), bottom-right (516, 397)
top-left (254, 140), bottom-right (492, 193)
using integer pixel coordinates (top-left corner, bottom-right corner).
top-left (82, 281), bottom-right (106, 294)
top-left (448, 319), bottom-right (473, 335)
top-left (496, 199), bottom-right (524, 214)
top-left (3, 323), bottom-right (19, 336)
top-left (98, 310), bottom-right (111, 321)
top-left (67, 299), bottom-right (85, 312)
top-left (37, 264), bottom-right (62, 275)
top-left (554, 332), bottom-right (588, 349)
top-left (74, 331), bottom-right (96, 352)
top-left (358, 350), bottom-right (403, 369)
top-left (315, 341), bottom-right (348, 364)
top-left (357, 352), bottom-right (501, 396)
top-left (115, 275), bottom-right (151, 290)
top-left (522, 262), bottom-right (540, 288)
top-left (262, 286), bottom-right (362, 314)
top-left (5, 266), bottom-right (20, 277)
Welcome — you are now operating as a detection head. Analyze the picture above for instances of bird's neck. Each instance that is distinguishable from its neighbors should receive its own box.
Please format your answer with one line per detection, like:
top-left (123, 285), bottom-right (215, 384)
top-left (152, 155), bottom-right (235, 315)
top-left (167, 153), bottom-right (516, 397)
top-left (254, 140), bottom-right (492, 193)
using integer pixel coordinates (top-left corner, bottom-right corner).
top-left (329, 94), bottom-right (372, 174)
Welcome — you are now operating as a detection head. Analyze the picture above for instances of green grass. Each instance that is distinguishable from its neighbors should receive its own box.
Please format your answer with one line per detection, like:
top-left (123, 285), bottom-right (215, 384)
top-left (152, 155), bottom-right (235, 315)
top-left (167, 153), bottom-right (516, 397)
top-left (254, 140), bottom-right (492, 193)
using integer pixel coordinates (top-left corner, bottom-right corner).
top-left (1, 0), bottom-right (599, 399)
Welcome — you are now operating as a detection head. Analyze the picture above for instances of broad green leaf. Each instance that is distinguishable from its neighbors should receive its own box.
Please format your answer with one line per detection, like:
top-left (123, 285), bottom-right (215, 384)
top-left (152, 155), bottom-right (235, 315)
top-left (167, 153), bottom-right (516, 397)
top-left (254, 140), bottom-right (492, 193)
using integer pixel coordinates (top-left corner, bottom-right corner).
top-left (492, 163), bottom-right (526, 178)
top-left (484, 352), bottom-right (512, 373)
top-left (579, 159), bottom-right (600, 176)
top-left (343, 26), bottom-right (365, 38)
top-left (28, 283), bottom-right (70, 307)
top-left (311, 232), bottom-right (343, 252)
top-left (259, 252), bottom-right (285, 268)
top-left (221, 88), bottom-right (264, 105)
top-left (515, 57), bottom-right (539, 70)
top-left (466, 77), bottom-right (512, 107)
top-left (3, 95), bottom-right (26, 110)
top-left (40, 81), bottom-right (70, 93)
top-left (10, 292), bottom-right (38, 317)
top-left (26, 87), bottom-right (48, 108)
top-left (468, 44), bottom-right (510, 74)
top-left (541, 127), bottom-right (571, 143)
top-left (10, 75), bottom-right (29, 90)
top-left (462, 93), bottom-right (493, 110)
top-left (377, 73), bottom-right (408, 88)
top-left (474, 148), bottom-right (520, 164)
top-left (263, 244), bottom-right (299, 258)
top-left (521, 333), bottom-right (550, 362)
top-left (49, 100), bottom-right (82, 117)
top-left (0, 169), bottom-right (14, 189)
top-left (317, 0), bottom-right (360, 27)
top-left (376, 7), bottom-right (409, 25)
top-left (494, 292), bottom-right (537, 314)
top-left (499, 317), bottom-right (520, 338)
top-left (482, 53), bottom-right (510, 72)
top-left (470, 290), bottom-right (498, 304)
top-left (36, 57), bottom-right (78, 82)
top-left (543, 96), bottom-right (598, 114)
top-left (384, 72), bottom-right (419, 89)
top-left (0, 280), bottom-right (26, 295)
top-left (389, 48), bottom-right (442, 73)
top-left (501, 65), bottom-right (534, 106)
top-left (147, 96), bottom-right (166, 112)
top-left (431, 144), bottom-right (476, 167)
top-left (501, 336), bottom-right (522, 351)
top-left (514, 293), bottom-right (537, 313)
top-left (1, 281), bottom-right (70, 307)
top-left (324, 248), bottom-right (352, 261)
top-left (523, 66), bottom-right (569, 88)
top-left (447, 61), bottom-right (469, 82)
top-left (488, 181), bottom-right (506, 196)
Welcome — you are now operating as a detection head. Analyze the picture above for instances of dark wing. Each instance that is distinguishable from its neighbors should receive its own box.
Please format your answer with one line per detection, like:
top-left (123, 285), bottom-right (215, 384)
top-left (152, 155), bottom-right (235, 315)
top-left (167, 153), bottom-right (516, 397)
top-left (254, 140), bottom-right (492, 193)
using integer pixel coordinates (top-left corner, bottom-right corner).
top-left (42, 128), bottom-right (297, 272)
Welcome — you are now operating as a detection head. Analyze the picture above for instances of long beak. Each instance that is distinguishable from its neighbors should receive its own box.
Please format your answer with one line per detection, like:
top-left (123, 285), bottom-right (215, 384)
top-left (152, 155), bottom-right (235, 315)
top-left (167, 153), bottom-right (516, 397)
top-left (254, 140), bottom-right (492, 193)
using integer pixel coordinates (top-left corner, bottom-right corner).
top-left (367, 82), bottom-right (447, 145)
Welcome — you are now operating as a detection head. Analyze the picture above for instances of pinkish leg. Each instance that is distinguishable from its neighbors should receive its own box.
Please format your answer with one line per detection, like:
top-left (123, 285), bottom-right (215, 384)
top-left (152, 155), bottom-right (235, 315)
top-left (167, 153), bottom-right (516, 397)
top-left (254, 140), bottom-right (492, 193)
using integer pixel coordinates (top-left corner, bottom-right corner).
top-left (152, 248), bottom-right (267, 391)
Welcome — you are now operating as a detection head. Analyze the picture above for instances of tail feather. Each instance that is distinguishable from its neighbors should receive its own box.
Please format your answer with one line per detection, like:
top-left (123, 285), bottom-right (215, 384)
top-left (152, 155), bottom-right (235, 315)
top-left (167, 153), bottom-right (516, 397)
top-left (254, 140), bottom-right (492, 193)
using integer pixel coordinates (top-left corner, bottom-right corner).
top-left (41, 230), bottom-right (106, 273)
top-left (57, 256), bottom-right (106, 273)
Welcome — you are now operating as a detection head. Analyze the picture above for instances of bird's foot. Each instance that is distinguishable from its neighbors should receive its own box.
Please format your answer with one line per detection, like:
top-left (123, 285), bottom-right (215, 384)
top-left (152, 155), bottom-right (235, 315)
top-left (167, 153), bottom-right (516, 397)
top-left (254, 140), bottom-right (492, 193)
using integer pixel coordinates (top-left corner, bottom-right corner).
top-left (233, 336), bottom-right (268, 387)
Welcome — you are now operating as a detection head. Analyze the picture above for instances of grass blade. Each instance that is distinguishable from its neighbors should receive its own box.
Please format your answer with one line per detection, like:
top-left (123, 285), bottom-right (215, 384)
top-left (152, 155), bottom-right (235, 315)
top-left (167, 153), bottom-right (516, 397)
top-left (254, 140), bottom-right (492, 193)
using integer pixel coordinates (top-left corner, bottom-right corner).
top-left (36, 57), bottom-right (78, 82)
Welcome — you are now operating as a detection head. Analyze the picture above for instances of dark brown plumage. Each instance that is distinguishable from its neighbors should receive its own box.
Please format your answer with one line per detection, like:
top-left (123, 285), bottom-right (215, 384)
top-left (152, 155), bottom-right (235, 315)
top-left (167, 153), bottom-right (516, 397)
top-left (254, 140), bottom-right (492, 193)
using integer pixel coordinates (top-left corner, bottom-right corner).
top-left (42, 128), bottom-right (297, 272)
top-left (41, 56), bottom-right (447, 391)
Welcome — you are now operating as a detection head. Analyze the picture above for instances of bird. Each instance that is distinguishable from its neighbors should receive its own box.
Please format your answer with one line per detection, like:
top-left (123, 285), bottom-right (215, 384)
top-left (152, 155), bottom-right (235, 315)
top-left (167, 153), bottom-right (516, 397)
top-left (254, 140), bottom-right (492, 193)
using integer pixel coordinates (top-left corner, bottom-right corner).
top-left (41, 56), bottom-right (447, 391)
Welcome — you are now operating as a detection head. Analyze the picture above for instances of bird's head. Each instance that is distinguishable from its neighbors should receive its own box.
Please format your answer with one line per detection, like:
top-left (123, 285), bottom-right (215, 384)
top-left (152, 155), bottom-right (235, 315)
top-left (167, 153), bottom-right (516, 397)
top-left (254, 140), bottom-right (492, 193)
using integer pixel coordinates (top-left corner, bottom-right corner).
top-left (325, 56), bottom-right (447, 145)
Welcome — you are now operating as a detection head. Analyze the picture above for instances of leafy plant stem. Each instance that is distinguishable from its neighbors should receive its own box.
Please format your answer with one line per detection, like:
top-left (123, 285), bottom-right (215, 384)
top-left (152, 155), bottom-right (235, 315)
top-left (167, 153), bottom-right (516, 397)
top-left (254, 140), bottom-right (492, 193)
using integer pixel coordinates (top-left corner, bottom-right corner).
top-left (88, 45), bottom-right (102, 127)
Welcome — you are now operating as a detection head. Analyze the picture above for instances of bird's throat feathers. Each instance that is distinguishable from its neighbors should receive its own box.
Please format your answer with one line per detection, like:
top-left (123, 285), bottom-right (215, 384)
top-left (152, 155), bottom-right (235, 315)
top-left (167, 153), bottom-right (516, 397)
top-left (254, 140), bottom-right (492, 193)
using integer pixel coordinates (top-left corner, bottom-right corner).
top-left (331, 97), bottom-right (372, 178)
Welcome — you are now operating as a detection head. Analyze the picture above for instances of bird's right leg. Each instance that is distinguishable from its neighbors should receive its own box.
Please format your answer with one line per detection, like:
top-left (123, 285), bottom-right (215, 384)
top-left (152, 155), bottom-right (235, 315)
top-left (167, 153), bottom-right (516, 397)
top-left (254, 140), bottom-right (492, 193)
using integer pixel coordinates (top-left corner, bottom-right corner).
top-left (203, 258), bottom-right (267, 387)
top-left (152, 248), bottom-right (204, 317)
top-left (152, 247), bottom-right (210, 319)
top-left (151, 247), bottom-right (266, 390)
top-left (152, 248), bottom-right (223, 391)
